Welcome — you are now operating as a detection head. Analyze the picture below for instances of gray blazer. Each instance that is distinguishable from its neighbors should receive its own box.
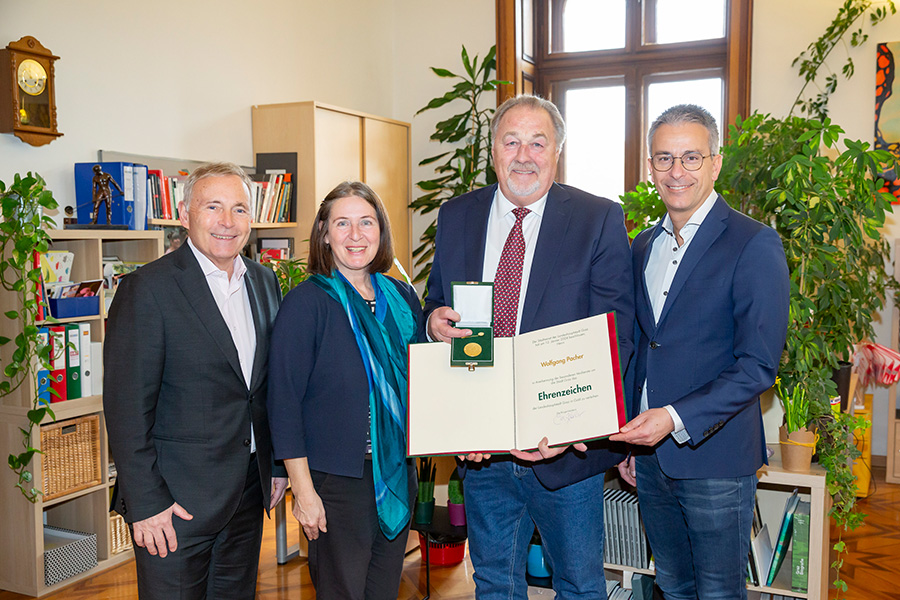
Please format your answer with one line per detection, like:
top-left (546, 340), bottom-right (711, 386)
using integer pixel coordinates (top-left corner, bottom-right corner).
top-left (104, 243), bottom-right (281, 534)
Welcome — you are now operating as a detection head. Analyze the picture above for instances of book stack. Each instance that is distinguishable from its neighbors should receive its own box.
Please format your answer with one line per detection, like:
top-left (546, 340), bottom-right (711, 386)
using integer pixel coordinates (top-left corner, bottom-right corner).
top-left (37, 323), bottom-right (98, 404)
top-left (249, 171), bottom-right (293, 223)
top-left (604, 576), bottom-right (656, 600)
top-left (146, 170), bottom-right (186, 221)
top-left (603, 488), bottom-right (651, 569)
top-left (748, 489), bottom-right (803, 588)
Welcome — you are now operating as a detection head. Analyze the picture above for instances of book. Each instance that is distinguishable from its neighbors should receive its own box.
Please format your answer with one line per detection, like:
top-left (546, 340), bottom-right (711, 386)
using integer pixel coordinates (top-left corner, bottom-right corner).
top-left (79, 323), bottom-right (92, 398)
top-left (132, 164), bottom-right (148, 230)
top-left (36, 327), bottom-right (51, 406)
top-left (256, 151), bottom-right (298, 222)
top-left (766, 489), bottom-right (800, 586)
top-left (791, 500), bottom-right (810, 592)
top-left (48, 325), bottom-right (67, 403)
top-left (34, 251), bottom-right (45, 321)
top-left (631, 573), bottom-right (655, 600)
top-left (147, 169), bottom-right (166, 219)
top-left (407, 312), bottom-right (626, 455)
top-left (90, 341), bottom-right (103, 395)
top-left (39, 250), bottom-right (74, 283)
top-left (750, 523), bottom-right (774, 587)
top-left (65, 324), bottom-right (81, 400)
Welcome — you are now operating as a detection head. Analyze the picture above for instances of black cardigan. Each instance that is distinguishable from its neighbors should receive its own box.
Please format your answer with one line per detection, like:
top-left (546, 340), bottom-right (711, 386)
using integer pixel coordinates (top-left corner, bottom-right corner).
top-left (266, 276), bottom-right (425, 478)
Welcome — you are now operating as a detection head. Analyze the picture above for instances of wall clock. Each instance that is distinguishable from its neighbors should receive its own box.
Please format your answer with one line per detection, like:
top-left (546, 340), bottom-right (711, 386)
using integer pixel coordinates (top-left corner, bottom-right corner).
top-left (0, 36), bottom-right (62, 147)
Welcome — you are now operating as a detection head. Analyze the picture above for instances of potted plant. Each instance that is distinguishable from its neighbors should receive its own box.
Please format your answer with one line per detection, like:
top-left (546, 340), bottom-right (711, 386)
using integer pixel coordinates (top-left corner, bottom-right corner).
top-left (414, 456), bottom-right (436, 524)
top-left (264, 254), bottom-right (309, 297)
top-left (447, 468), bottom-right (465, 526)
top-left (774, 377), bottom-right (816, 472)
top-left (0, 172), bottom-right (59, 501)
top-left (410, 45), bottom-right (508, 284)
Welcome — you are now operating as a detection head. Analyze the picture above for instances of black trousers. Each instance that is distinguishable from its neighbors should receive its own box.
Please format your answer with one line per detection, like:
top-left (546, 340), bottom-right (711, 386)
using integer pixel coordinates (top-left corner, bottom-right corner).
top-left (308, 458), bottom-right (416, 600)
top-left (133, 456), bottom-right (264, 600)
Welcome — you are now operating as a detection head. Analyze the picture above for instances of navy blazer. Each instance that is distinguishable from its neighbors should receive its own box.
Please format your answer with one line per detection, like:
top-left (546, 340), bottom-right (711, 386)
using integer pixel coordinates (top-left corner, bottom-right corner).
top-left (424, 182), bottom-right (635, 490)
top-left (630, 196), bottom-right (789, 479)
top-left (104, 243), bottom-right (282, 531)
top-left (267, 276), bottom-right (425, 478)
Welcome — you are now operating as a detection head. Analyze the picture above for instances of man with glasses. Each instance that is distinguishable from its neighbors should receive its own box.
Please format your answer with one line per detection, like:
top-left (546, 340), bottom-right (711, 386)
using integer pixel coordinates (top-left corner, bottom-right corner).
top-left (611, 104), bottom-right (789, 600)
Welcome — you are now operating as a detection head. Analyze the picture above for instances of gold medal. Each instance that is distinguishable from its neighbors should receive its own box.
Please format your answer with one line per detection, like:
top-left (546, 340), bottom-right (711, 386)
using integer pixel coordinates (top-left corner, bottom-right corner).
top-left (464, 342), bottom-right (482, 357)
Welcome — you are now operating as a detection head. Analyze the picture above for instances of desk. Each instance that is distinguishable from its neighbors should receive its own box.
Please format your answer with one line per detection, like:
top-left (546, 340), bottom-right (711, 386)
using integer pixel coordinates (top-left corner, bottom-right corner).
top-left (409, 505), bottom-right (467, 599)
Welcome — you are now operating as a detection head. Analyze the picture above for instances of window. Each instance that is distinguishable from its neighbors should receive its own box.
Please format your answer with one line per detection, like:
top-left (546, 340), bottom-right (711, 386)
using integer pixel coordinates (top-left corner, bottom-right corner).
top-left (497, 0), bottom-right (751, 200)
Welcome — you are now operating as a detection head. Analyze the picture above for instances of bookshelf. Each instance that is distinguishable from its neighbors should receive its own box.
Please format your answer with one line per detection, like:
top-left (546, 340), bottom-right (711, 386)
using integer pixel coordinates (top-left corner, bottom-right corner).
top-left (602, 448), bottom-right (828, 600)
top-left (251, 101), bottom-right (412, 279)
top-left (0, 228), bottom-right (163, 597)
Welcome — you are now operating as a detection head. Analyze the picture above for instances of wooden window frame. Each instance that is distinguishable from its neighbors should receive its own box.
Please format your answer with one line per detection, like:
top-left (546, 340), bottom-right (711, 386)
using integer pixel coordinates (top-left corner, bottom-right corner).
top-left (496, 0), bottom-right (752, 191)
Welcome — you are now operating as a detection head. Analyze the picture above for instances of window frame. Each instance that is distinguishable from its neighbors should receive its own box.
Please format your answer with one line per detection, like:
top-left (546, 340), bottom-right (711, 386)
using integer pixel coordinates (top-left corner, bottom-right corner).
top-left (496, 0), bottom-right (752, 193)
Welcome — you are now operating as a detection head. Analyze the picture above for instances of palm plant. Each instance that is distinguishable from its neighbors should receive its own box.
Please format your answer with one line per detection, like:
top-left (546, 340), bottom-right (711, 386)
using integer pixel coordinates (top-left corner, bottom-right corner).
top-left (410, 45), bottom-right (508, 285)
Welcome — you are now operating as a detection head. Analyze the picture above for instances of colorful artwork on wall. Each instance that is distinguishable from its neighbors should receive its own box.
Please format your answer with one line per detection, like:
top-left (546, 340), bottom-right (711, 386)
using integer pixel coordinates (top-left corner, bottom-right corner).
top-left (875, 42), bottom-right (900, 203)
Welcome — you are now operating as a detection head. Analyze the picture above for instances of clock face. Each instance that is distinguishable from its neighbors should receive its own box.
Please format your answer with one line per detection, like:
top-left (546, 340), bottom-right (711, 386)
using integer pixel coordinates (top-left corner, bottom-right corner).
top-left (17, 59), bottom-right (47, 96)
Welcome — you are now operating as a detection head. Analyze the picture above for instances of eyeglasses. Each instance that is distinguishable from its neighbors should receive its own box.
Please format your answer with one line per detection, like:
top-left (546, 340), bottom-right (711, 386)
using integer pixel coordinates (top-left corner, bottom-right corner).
top-left (650, 152), bottom-right (711, 172)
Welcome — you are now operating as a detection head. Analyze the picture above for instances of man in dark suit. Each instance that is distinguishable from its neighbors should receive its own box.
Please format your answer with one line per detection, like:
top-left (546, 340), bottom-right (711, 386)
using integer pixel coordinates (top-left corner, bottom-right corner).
top-left (611, 105), bottom-right (789, 599)
top-left (424, 94), bottom-right (634, 599)
top-left (104, 162), bottom-right (288, 600)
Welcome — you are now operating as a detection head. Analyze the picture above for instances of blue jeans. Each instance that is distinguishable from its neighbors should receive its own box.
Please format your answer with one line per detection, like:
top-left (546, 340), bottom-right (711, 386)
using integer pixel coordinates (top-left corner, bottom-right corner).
top-left (464, 459), bottom-right (607, 600)
top-left (635, 452), bottom-right (756, 600)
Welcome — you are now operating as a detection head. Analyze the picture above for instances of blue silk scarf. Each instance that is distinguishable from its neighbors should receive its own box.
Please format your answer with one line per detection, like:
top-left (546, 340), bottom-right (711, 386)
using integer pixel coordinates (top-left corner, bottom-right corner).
top-left (310, 271), bottom-right (416, 539)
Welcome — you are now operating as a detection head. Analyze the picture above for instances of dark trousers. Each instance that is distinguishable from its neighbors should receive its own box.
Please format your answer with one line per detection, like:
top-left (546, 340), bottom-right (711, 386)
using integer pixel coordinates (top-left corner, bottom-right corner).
top-left (308, 459), bottom-right (416, 600)
top-left (133, 456), bottom-right (264, 600)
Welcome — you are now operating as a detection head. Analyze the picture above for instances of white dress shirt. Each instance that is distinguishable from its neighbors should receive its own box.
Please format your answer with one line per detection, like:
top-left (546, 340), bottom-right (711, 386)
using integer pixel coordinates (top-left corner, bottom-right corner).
top-left (481, 188), bottom-right (548, 335)
top-left (641, 190), bottom-right (718, 443)
top-left (188, 239), bottom-right (257, 453)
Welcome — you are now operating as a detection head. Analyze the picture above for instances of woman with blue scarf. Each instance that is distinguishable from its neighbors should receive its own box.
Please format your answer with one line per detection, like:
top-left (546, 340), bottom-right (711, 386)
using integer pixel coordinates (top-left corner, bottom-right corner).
top-left (267, 181), bottom-right (424, 599)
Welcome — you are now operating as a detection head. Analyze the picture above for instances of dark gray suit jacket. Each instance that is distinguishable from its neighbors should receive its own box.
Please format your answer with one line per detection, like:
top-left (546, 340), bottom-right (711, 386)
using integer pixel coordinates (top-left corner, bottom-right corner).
top-left (104, 243), bottom-right (281, 534)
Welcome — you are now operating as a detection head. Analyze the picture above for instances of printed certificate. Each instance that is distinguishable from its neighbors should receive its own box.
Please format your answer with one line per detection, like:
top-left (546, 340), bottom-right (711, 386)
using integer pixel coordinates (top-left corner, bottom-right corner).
top-left (407, 312), bottom-right (626, 456)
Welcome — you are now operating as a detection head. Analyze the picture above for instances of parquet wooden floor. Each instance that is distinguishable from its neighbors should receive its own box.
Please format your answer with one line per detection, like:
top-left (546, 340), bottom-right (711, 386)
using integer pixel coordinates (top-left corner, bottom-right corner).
top-left (2, 469), bottom-right (897, 599)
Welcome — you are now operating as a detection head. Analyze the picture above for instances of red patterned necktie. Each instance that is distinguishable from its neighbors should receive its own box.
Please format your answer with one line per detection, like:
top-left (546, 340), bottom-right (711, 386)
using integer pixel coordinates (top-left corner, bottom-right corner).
top-left (494, 207), bottom-right (530, 337)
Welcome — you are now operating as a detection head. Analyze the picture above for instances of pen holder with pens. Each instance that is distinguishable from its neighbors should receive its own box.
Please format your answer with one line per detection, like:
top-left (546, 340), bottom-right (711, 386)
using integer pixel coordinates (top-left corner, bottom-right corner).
top-left (450, 281), bottom-right (494, 370)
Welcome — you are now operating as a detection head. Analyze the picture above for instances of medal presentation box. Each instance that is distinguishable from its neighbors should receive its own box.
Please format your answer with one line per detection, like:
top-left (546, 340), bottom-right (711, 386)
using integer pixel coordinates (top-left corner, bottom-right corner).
top-left (450, 281), bottom-right (493, 367)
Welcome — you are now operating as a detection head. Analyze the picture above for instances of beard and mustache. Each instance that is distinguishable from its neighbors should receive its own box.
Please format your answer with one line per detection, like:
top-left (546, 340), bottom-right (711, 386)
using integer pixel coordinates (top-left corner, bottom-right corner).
top-left (503, 160), bottom-right (543, 198)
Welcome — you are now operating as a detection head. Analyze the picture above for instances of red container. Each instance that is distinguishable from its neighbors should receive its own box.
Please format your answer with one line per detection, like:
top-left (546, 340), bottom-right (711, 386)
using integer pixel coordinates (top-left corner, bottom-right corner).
top-left (417, 532), bottom-right (466, 566)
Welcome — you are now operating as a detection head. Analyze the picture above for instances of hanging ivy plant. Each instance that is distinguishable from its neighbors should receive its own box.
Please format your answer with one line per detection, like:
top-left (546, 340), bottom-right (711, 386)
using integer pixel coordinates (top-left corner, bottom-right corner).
top-left (1, 172), bottom-right (58, 502)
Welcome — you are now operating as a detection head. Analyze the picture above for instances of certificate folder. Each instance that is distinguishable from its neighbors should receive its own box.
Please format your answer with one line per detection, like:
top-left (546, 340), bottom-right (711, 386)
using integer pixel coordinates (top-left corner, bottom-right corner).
top-left (407, 312), bottom-right (626, 456)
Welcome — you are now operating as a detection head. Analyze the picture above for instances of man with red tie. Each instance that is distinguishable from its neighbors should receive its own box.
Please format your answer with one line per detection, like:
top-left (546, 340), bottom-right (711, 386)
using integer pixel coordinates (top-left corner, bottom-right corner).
top-left (424, 94), bottom-right (634, 600)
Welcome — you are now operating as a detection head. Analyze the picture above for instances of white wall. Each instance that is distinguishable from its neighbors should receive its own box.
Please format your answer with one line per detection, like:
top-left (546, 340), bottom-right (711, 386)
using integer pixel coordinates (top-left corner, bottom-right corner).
top-left (0, 0), bottom-right (396, 216)
top-left (0, 0), bottom-right (495, 278)
top-left (390, 0), bottom-right (497, 289)
top-left (753, 0), bottom-right (900, 456)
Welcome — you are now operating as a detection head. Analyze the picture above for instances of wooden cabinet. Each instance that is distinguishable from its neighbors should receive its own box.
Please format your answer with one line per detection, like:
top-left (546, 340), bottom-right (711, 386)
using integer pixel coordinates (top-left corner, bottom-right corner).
top-left (0, 229), bottom-right (163, 597)
top-left (251, 101), bottom-right (412, 277)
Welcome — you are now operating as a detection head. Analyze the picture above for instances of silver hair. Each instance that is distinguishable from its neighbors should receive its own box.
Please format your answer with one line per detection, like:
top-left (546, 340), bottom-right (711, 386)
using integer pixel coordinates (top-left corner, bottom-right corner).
top-left (647, 104), bottom-right (719, 156)
top-left (491, 94), bottom-right (567, 151)
top-left (181, 161), bottom-right (253, 211)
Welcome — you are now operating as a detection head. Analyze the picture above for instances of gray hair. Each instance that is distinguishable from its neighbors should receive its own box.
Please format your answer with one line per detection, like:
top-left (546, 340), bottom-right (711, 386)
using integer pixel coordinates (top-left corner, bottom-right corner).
top-left (491, 94), bottom-right (567, 151)
top-left (647, 104), bottom-right (719, 156)
top-left (181, 161), bottom-right (253, 211)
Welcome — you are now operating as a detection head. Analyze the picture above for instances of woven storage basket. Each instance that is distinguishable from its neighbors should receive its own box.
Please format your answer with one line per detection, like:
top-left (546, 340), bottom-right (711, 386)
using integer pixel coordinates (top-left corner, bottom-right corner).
top-left (41, 415), bottom-right (102, 501)
top-left (109, 513), bottom-right (133, 554)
